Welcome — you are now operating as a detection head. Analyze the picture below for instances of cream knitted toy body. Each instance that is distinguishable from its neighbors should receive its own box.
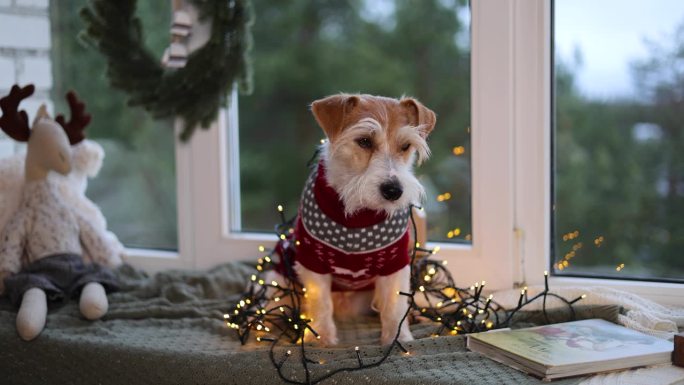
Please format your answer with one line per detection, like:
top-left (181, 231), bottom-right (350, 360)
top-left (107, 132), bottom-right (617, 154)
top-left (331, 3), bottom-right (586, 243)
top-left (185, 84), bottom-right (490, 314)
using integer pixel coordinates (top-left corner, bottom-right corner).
top-left (0, 85), bottom-right (122, 341)
top-left (0, 140), bottom-right (125, 264)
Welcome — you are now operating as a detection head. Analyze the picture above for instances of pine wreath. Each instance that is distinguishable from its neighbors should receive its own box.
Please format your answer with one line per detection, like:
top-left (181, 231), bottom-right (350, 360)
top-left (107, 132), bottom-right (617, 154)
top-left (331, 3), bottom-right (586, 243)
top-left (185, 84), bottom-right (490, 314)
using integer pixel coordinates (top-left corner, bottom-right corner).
top-left (80, 0), bottom-right (253, 141)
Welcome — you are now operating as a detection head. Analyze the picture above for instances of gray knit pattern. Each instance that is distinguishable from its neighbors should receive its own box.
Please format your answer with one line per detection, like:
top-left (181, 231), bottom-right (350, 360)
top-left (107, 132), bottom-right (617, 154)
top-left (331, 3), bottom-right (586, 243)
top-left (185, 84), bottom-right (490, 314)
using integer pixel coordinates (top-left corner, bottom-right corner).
top-left (0, 262), bottom-right (609, 384)
top-left (300, 169), bottom-right (410, 254)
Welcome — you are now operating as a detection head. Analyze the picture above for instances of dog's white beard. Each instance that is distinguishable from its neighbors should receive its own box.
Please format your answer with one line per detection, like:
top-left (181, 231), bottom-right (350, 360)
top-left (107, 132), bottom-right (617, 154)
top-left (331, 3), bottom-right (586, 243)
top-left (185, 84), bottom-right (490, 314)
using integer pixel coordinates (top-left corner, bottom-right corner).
top-left (326, 154), bottom-right (425, 218)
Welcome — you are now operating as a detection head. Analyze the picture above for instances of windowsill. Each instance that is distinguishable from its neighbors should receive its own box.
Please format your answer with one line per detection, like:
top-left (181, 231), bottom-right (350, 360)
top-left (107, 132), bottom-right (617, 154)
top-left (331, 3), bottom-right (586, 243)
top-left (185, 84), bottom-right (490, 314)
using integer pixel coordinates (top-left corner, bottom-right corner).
top-left (124, 248), bottom-right (185, 273)
top-left (122, 237), bottom-right (683, 306)
top-left (550, 276), bottom-right (684, 306)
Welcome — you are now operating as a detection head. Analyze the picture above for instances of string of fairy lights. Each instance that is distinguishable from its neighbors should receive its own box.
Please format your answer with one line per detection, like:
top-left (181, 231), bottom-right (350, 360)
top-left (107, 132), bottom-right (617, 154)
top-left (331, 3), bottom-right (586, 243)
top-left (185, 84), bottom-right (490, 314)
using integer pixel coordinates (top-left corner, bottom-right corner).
top-left (223, 204), bottom-right (586, 385)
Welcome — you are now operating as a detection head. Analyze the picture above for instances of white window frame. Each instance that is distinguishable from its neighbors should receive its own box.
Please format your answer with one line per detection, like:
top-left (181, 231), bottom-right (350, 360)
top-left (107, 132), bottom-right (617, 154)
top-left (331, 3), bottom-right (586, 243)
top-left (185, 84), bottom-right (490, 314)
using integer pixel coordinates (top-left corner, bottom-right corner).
top-left (511, 0), bottom-right (684, 305)
top-left (128, 0), bottom-right (683, 305)
top-left (128, 0), bottom-right (520, 292)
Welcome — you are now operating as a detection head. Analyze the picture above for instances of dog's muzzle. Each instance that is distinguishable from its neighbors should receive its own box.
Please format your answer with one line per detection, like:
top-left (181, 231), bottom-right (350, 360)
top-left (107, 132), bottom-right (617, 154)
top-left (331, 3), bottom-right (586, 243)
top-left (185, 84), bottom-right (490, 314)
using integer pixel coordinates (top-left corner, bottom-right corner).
top-left (380, 179), bottom-right (403, 201)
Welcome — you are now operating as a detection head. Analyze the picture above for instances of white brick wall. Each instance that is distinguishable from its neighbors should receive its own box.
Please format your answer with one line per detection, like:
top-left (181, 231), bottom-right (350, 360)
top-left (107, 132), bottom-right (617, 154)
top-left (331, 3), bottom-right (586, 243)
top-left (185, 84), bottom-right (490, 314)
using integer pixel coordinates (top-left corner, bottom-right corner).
top-left (18, 56), bottom-right (52, 88)
top-left (0, 0), bottom-right (51, 155)
top-left (0, 56), bottom-right (14, 88)
top-left (16, 0), bottom-right (49, 8)
top-left (0, 14), bottom-right (50, 50)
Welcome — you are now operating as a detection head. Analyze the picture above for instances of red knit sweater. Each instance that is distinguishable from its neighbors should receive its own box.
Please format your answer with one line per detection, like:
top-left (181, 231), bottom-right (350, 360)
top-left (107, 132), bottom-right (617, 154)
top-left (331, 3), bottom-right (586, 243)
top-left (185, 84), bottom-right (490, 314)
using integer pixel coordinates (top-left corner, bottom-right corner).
top-left (277, 162), bottom-right (410, 291)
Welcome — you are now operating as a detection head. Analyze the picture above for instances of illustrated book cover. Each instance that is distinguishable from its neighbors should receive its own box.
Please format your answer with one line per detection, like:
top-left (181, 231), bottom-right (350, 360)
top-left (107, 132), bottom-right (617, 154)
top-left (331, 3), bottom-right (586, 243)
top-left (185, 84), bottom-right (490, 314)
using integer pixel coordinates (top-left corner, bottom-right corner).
top-left (467, 318), bottom-right (673, 380)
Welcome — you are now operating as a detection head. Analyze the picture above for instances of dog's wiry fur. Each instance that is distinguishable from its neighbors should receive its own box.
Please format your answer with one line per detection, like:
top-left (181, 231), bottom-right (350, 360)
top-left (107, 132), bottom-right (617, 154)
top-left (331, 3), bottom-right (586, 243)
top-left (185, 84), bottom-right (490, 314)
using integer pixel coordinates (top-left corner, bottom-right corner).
top-left (315, 94), bottom-right (434, 217)
top-left (280, 93), bottom-right (435, 346)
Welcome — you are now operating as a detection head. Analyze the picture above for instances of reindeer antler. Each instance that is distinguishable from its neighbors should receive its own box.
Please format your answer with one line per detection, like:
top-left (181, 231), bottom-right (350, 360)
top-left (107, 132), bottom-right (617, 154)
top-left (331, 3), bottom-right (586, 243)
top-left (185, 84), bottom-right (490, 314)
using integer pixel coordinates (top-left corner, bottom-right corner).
top-left (0, 84), bottom-right (34, 142)
top-left (56, 91), bottom-right (91, 145)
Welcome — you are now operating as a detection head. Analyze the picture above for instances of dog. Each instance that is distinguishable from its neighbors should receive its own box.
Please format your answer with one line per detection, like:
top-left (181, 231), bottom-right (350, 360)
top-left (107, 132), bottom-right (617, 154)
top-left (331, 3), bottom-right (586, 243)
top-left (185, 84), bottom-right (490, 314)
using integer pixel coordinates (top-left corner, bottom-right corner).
top-left (274, 93), bottom-right (436, 346)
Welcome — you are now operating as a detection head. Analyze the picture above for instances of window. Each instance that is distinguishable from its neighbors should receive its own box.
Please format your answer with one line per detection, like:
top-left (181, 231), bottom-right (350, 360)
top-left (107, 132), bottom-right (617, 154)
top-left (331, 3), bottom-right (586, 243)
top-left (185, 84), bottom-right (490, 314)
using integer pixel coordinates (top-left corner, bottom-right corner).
top-left (0, 2), bottom-right (177, 251)
top-left (510, 0), bottom-right (683, 305)
top-left (217, 0), bottom-right (516, 289)
top-left (237, 0), bottom-right (473, 244)
top-left (3, 1), bottom-right (680, 302)
top-left (50, 2), bottom-right (178, 251)
top-left (552, 0), bottom-right (684, 282)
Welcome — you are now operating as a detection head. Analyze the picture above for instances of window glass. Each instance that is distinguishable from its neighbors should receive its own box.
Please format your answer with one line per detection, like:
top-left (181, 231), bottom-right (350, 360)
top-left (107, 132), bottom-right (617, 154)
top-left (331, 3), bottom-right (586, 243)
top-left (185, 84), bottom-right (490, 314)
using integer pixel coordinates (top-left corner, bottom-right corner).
top-left (553, 0), bottom-right (684, 281)
top-left (238, 0), bottom-right (472, 243)
top-left (51, 2), bottom-right (177, 249)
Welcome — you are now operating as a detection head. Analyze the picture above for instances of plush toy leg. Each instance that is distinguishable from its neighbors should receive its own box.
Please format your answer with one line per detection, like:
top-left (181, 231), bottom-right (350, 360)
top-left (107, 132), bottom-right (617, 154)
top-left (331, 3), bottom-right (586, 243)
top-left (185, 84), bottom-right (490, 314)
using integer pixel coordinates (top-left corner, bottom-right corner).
top-left (79, 282), bottom-right (108, 320)
top-left (16, 287), bottom-right (47, 341)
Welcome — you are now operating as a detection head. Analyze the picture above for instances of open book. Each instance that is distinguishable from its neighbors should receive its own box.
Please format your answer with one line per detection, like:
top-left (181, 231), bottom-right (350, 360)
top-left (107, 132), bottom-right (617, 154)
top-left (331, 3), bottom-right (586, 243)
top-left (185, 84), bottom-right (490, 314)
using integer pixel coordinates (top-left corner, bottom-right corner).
top-left (467, 319), bottom-right (673, 380)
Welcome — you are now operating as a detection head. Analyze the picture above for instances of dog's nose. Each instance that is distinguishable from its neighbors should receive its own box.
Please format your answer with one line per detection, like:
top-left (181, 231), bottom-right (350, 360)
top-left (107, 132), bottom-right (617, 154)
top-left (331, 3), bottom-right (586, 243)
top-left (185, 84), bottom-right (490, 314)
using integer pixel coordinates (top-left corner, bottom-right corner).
top-left (380, 180), bottom-right (403, 201)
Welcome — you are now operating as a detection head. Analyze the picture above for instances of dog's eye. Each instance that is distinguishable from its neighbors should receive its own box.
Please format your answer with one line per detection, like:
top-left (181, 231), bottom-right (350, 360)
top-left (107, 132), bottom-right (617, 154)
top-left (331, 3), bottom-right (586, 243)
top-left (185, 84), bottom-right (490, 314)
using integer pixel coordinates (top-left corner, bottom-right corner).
top-left (356, 137), bottom-right (373, 149)
top-left (400, 143), bottom-right (411, 152)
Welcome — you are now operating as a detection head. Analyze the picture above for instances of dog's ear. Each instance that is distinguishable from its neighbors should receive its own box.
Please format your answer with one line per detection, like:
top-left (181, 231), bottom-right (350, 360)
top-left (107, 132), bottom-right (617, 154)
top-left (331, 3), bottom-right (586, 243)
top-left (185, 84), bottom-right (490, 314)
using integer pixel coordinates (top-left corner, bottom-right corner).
top-left (400, 97), bottom-right (436, 138)
top-left (311, 94), bottom-right (360, 140)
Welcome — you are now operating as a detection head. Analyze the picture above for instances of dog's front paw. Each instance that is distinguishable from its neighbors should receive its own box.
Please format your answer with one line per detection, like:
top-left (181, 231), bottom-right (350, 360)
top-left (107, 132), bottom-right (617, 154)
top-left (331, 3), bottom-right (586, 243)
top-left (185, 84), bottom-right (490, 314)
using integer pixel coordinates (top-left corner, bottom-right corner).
top-left (381, 322), bottom-right (413, 346)
top-left (306, 321), bottom-right (338, 346)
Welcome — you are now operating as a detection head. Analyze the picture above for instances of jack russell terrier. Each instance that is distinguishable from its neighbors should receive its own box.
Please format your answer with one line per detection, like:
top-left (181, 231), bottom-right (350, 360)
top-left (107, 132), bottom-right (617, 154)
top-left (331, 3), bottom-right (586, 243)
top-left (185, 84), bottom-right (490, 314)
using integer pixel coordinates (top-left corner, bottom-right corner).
top-left (274, 93), bottom-right (436, 346)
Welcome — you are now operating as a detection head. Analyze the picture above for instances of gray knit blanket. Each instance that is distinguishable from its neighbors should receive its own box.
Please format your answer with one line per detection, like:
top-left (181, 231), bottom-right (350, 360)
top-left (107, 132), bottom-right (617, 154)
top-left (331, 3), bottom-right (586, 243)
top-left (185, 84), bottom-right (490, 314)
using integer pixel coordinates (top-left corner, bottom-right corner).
top-left (0, 262), bottom-right (618, 384)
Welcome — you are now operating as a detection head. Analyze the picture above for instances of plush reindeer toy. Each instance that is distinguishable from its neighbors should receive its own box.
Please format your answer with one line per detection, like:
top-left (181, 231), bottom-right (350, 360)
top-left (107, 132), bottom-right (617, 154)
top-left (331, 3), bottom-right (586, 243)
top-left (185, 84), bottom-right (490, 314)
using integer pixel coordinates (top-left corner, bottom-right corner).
top-left (0, 84), bottom-right (121, 341)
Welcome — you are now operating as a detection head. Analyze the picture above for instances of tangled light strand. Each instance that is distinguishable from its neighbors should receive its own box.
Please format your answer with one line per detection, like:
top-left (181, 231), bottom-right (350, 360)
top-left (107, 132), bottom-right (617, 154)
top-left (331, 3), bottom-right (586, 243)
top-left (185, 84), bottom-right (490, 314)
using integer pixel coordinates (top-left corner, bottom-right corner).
top-left (224, 204), bottom-right (585, 385)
